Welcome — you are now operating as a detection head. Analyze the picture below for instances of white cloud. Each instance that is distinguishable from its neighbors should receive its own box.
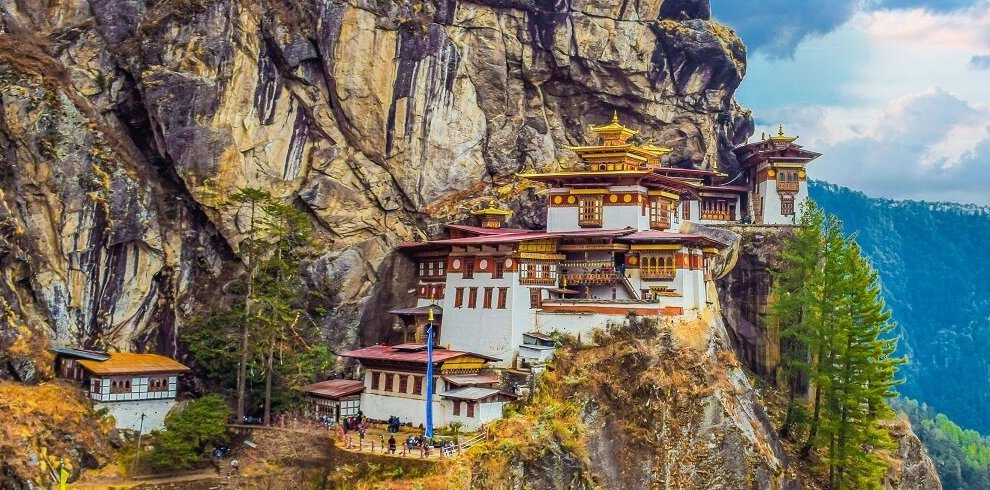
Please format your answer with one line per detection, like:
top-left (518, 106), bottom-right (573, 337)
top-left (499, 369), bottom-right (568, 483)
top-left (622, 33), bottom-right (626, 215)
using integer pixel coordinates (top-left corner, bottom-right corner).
top-left (854, 5), bottom-right (990, 50)
top-left (756, 90), bottom-right (990, 204)
top-left (736, 3), bottom-right (990, 204)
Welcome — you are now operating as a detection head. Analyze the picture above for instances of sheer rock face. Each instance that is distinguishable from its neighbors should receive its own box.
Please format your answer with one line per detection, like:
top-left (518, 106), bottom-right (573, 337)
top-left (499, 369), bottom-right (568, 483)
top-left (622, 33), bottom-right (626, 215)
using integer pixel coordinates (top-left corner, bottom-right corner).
top-left (0, 0), bottom-right (751, 367)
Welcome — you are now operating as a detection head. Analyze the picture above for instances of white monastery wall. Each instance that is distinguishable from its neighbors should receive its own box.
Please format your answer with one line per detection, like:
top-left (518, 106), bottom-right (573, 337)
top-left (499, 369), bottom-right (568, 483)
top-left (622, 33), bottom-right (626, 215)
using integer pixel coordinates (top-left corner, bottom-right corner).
top-left (98, 398), bottom-right (177, 431)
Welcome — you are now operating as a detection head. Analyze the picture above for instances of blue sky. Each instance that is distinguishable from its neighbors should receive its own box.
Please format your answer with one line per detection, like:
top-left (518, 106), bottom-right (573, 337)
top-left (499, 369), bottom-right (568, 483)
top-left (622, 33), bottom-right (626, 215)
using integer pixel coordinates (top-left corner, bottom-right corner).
top-left (715, 1), bottom-right (990, 205)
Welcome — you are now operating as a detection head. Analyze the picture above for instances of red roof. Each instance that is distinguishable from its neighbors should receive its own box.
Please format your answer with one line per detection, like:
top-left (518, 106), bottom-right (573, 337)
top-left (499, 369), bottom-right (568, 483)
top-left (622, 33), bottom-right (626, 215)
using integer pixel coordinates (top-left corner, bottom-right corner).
top-left (445, 224), bottom-right (532, 236)
top-left (442, 373), bottom-right (501, 386)
top-left (699, 185), bottom-right (749, 193)
top-left (620, 230), bottom-right (728, 247)
top-left (341, 344), bottom-right (500, 364)
top-left (302, 379), bottom-right (365, 398)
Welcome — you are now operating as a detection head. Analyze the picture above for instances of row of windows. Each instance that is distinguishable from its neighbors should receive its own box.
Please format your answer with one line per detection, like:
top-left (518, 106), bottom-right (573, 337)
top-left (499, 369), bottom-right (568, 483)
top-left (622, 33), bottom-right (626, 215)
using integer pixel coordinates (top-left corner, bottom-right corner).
top-left (417, 260), bottom-right (446, 278)
top-left (92, 377), bottom-right (171, 394)
top-left (640, 253), bottom-right (676, 280)
top-left (648, 198), bottom-right (673, 229)
top-left (519, 263), bottom-right (558, 285)
top-left (452, 400), bottom-right (476, 418)
top-left (462, 259), bottom-right (505, 279)
top-left (454, 287), bottom-right (508, 309)
top-left (370, 371), bottom-right (430, 396)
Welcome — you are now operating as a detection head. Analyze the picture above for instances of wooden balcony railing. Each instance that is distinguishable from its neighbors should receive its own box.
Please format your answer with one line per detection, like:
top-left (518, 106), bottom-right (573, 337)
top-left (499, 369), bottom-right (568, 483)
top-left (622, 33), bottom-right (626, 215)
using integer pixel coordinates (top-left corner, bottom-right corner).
top-left (641, 267), bottom-right (676, 280)
top-left (578, 218), bottom-right (602, 228)
top-left (777, 181), bottom-right (799, 192)
top-left (519, 276), bottom-right (557, 286)
top-left (563, 272), bottom-right (618, 285)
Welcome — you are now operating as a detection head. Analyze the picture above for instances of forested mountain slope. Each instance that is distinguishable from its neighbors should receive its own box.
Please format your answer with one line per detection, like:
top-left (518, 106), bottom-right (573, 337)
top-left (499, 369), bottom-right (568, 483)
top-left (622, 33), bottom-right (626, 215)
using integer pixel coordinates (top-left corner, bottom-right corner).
top-left (810, 181), bottom-right (990, 433)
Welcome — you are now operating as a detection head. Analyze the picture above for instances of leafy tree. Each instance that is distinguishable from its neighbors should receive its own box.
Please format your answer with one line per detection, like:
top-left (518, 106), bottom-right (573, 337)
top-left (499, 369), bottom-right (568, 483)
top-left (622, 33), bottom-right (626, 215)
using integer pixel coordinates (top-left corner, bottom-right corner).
top-left (183, 189), bottom-right (334, 423)
top-left (149, 395), bottom-right (231, 471)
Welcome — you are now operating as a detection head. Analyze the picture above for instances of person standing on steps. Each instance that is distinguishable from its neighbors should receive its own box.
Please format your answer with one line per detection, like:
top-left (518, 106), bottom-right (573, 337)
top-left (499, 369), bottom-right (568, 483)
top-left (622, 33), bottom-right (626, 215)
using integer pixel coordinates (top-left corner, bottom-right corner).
top-left (388, 435), bottom-right (397, 454)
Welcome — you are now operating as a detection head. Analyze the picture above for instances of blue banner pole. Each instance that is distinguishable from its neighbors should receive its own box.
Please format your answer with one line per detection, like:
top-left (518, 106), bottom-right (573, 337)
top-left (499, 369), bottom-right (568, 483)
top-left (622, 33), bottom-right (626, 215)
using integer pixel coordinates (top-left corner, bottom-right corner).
top-left (425, 309), bottom-right (435, 440)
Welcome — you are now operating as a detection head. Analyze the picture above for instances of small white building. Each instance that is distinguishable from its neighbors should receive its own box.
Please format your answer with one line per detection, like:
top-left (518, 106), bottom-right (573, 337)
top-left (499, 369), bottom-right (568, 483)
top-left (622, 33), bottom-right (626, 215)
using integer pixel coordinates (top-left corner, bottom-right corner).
top-left (733, 127), bottom-right (821, 225)
top-left (342, 344), bottom-right (511, 430)
top-left (54, 348), bottom-right (190, 432)
top-left (302, 379), bottom-right (364, 421)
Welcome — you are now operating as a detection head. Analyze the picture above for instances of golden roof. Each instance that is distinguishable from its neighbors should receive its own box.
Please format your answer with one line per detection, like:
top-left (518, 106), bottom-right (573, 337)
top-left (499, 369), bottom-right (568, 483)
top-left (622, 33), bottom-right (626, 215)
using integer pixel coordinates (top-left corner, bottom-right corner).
top-left (640, 138), bottom-right (673, 156)
top-left (470, 199), bottom-right (512, 216)
top-left (78, 352), bottom-right (190, 376)
top-left (767, 124), bottom-right (798, 143)
top-left (589, 111), bottom-right (638, 146)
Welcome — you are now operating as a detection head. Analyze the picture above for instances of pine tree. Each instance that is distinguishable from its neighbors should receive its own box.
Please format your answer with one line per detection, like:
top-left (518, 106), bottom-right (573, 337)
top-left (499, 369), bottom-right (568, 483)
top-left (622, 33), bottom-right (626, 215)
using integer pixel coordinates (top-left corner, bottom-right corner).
top-left (821, 240), bottom-right (904, 488)
top-left (775, 200), bottom-right (906, 487)
top-left (774, 202), bottom-right (824, 438)
top-left (802, 212), bottom-right (850, 456)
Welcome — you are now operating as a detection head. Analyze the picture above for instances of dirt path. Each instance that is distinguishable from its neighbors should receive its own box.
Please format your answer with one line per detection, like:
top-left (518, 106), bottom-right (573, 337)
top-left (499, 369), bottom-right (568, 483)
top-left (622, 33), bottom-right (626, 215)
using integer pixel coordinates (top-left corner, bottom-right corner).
top-left (73, 467), bottom-right (222, 489)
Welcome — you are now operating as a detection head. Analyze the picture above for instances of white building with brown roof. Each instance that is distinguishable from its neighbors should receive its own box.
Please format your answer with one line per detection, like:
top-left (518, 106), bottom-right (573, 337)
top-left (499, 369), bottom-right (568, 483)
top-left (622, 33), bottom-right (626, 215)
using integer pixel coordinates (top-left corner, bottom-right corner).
top-left (53, 348), bottom-right (190, 431)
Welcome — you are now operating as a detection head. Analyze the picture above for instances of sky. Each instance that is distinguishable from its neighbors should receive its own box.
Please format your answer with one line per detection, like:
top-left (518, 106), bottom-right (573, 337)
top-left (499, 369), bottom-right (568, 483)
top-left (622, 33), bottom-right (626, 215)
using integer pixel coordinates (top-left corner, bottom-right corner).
top-left (714, 0), bottom-right (990, 205)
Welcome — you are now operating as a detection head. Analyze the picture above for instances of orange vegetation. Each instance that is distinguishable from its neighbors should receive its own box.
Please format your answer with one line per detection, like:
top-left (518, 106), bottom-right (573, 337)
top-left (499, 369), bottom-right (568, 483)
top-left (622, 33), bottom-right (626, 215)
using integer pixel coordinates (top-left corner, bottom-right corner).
top-left (0, 381), bottom-right (110, 486)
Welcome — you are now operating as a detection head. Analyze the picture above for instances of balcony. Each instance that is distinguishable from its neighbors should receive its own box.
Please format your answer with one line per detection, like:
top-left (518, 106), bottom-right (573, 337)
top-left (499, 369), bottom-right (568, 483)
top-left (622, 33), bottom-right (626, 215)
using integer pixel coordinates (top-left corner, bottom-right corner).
top-left (563, 272), bottom-right (618, 285)
top-left (578, 218), bottom-right (602, 228)
top-left (640, 267), bottom-right (676, 280)
top-left (519, 276), bottom-right (557, 286)
top-left (777, 180), bottom-right (799, 192)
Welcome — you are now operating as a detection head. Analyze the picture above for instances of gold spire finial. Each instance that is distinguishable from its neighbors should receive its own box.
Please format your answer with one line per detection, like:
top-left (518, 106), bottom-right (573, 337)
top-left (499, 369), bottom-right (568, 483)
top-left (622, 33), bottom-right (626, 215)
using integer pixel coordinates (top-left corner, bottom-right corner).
top-left (611, 110), bottom-right (619, 124)
top-left (778, 124), bottom-right (785, 136)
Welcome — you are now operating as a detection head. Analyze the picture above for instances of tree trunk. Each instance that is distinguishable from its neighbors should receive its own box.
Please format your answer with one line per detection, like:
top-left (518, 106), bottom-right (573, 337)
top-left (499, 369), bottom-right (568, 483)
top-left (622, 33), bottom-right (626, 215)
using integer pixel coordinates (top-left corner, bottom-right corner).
top-left (263, 339), bottom-right (275, 426)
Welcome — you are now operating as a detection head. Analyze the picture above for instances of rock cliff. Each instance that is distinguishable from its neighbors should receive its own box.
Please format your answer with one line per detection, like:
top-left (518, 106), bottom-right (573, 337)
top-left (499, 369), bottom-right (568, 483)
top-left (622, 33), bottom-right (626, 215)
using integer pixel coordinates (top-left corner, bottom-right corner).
top-left (0, 0), bottom-right (943, 487)
top-left (0, 0), bottom-right (750, 374)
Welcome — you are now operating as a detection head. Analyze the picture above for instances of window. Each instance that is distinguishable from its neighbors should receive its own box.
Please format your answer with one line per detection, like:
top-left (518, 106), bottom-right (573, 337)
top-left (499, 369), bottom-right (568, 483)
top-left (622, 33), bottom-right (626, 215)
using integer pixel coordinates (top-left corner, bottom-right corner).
top-left (519, 262), bottom-right (557, 285)
top-left (417, 260), bottom-right (446, 280)
top-left (413, 376), bottom-right (423, 395)
top-left (454, 288), bottom-right (464, 308)
top-left (497, 287), bottom-right (508, 309)
top-left (371, 371), bottom-right (380, 390)
top-left (468, 287), bottom-right (478, 308)
top-left (781, 197), bottom-right (795, 216)
top-left (493, 259), bottom-right (504, 279)
top-left (464, 259), bottom-right (475, 279)
top-left (682, 202), bottom-right (691, 220)
top-left (578, 197), bottom-right (603, 227)
top-left (399, 375), bottom-right (409, 394)
top-left (148, 377), bottom-right (169, 392)
top-left (777, 169), bottom-right (800, 192)
top-left (110, 379), bottom-right (132, 394)
top-left (640, 254), bottom-right (676, 280)
top-left (466, 402), bottom-right (476, 418)
top-left (701, 199), bottom-right (734, 221)
top-left (649, 198), bottom-right (671, 229)
top-left (483, 287), bottom-right (493, 309)
top-left (91, 379), bottom-right (101, 393)
top-left (453, 401), bottom-right (461, 416)
top-left (385, 373), bottom-right (394, 392)
top-left (529, 288), bottom-right (542, 308)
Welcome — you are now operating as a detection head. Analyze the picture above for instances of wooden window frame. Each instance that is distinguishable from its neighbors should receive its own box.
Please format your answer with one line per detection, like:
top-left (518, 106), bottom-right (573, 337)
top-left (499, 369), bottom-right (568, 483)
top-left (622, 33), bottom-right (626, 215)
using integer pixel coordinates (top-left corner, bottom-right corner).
top-left (497, 287), bottom-right (508, 309)
top-left (649, 198), bottom-right (671, 230)
top-left (640, 253), bottom-right (676, 280)
top-left (454, 288), bottom-right (464, 308)
top-left (781, 197), bottom-right (795, 216)
top-left (148, 376), bottom-right (169, 392)
top-left (413, 376), bottom-right (423, 395)
top-left (91, 379), bottom-right (101, 393)
top-left (466, 401), bottom-right (476, 418)
top-left (577, 197), bottom-right (603, 227)
top-left (453, 400), bottom-right (461, 416)
top-left (483, 287), bottom-right (494, 309)
top-left (529, 288), bottom-right (542, 308)
top-left (371, 371), bottom-right (380, 390)
top-left (110, 379), bottom-right (132, 394)
top-left (385, 373), bottom-right (394, 392)
top-left (468, 287), bottom-right (478, 308)
top-left (682, 202), bottom-right (691, 220)
top-left (493, 259), bottom-right (504, 279)
top-left (399, 375), bottom-right (409, 394)
top-left (464, 259), bottom-right (475, 279)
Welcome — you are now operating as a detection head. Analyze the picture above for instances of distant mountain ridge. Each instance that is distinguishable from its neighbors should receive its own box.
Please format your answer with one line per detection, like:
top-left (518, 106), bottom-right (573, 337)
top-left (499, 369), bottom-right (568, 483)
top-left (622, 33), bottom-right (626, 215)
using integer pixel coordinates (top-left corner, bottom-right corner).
top-left (809, 181), bottom-right (990, 434)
